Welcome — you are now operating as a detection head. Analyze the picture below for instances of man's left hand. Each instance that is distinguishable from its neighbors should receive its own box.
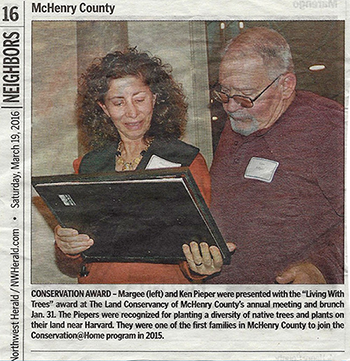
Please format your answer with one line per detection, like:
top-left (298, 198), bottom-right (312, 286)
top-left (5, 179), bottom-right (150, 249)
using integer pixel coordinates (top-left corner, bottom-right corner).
top-left (275, 262), bottom-right (326, 284)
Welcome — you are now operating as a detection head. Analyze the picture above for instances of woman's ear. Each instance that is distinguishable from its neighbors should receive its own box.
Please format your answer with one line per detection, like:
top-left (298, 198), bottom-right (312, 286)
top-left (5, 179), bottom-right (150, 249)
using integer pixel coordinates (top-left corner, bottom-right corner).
top-left (152, 93), bottom-right (157, 106)
top-left (97, 100), bottom-right (110, 117)
top-left (281, 73), bottom-right (297, 99)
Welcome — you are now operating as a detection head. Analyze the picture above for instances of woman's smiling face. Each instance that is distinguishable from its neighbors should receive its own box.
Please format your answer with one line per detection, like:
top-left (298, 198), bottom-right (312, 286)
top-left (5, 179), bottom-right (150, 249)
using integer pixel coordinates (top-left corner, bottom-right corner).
top-left (99, 76), bottom-right (156, 142)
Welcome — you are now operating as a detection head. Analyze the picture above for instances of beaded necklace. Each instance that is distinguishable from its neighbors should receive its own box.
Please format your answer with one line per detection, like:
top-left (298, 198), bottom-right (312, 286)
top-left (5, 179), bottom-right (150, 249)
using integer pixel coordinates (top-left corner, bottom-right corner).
top-left (115, 138), bottom-right (153, 171)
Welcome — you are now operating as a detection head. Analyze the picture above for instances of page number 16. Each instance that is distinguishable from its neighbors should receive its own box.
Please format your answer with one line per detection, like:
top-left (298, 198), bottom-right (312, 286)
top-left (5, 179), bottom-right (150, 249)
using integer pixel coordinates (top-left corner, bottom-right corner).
top-left (2, 6), bottom-right (19, 22)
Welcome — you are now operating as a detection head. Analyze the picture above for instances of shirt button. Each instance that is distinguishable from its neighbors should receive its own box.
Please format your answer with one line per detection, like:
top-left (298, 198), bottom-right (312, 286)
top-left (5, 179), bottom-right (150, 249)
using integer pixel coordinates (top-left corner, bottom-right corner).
top-left (234, 159), bottom-right (239, 163)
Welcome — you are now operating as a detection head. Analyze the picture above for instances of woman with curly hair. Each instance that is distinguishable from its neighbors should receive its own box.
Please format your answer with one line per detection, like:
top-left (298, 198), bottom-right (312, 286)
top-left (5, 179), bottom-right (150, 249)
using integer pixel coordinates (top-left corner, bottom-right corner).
top-left (54, 49), bottom-right (217, 284)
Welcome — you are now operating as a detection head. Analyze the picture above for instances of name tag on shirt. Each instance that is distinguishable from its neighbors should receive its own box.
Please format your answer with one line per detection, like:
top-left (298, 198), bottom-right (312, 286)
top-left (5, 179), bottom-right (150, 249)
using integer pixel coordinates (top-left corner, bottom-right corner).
top-left (145, 155), bottom-right (182, 170)
top-left (244, 157), bottom-right (279, 183)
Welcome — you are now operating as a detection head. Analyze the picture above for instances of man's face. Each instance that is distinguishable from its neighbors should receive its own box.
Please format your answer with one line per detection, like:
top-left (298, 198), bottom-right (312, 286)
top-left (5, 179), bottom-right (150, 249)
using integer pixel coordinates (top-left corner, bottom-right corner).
top-left (219, 55), bottom-right (285, 136)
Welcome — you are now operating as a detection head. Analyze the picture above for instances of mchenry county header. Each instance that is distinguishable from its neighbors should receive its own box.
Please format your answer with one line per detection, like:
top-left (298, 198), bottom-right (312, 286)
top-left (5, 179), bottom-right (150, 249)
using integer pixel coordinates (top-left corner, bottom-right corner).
top-left (32, 2), bottom-right (116, 15)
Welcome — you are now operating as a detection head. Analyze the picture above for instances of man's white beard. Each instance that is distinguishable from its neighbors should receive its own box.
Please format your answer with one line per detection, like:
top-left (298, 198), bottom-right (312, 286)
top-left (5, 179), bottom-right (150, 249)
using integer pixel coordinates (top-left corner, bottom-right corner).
top-left (228, 111), bottom-right (260, 136)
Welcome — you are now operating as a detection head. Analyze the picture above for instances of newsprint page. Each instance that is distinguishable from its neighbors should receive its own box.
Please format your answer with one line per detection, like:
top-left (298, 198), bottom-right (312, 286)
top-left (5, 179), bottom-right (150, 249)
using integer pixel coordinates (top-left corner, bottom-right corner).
top-left (0, 0), bottom-right (349, 360)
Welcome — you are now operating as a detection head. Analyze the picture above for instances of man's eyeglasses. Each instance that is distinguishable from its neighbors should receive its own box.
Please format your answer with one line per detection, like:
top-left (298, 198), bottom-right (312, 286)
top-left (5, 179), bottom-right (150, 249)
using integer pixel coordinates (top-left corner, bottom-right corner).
top-left (212, 75), bottom-right (281, 108)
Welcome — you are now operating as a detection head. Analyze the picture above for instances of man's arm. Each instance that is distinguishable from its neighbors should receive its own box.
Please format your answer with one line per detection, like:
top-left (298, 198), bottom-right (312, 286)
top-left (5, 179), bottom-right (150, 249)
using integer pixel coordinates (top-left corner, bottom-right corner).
top-left (276, 262), bottom-right (326, 284)
top-left (278, 120), bottom-right (344, 284)
top-left (276, 223), bottom-right (343, 284)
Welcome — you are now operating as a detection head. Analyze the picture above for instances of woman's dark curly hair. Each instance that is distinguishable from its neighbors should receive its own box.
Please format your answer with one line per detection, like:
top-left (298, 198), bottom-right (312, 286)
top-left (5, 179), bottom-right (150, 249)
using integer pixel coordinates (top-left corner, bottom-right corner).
top-left (77, 48), bottom-right (188, 149)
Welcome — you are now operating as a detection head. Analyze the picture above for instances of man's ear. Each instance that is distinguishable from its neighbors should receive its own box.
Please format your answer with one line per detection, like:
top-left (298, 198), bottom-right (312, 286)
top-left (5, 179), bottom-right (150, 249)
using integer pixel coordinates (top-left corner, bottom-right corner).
top-left (97, 101), bottom-right (110, 117)
top-left (281, 73), bottom-right (297, 99)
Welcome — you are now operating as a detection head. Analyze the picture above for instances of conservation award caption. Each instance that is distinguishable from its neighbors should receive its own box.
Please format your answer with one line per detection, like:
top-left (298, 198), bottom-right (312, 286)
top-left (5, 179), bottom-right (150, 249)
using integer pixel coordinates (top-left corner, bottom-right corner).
top-left (30, 288), bottom-right (345, 341)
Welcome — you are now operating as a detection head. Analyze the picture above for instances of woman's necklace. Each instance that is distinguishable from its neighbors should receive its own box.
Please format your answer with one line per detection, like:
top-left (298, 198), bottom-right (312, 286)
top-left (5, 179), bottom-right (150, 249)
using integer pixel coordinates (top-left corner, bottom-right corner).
top-left (115, 138), bottom-right (153, 171)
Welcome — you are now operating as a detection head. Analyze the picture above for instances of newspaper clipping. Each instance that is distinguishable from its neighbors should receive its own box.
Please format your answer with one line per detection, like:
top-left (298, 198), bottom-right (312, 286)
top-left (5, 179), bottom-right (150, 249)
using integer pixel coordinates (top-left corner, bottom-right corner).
top-left (0, 0), bottom-right (349, 360)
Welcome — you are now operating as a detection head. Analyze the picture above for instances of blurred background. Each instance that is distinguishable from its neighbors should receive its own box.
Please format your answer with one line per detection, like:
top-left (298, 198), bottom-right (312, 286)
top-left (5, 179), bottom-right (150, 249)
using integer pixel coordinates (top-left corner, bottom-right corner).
top-left (31, 20), bottom-right (344, 283)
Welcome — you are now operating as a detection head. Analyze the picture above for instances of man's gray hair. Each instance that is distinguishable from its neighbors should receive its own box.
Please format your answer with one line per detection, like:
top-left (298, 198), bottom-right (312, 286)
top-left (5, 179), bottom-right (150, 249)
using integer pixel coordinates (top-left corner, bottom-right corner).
top-left (224, 27), bottom-right (294, 79)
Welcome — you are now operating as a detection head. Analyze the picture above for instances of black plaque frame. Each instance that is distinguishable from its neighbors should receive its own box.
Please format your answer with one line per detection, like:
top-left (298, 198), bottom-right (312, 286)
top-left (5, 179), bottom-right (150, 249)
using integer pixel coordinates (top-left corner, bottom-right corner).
top-left (32, 168), bottom-right (231, 264)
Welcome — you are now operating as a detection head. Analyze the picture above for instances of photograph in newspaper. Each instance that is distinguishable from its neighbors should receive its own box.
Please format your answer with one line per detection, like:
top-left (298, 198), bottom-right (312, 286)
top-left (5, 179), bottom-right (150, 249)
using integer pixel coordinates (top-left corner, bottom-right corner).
top-left (32, 20), bottom-right (344, 286)
top-left (0, 1), bottom-right (348, 361)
